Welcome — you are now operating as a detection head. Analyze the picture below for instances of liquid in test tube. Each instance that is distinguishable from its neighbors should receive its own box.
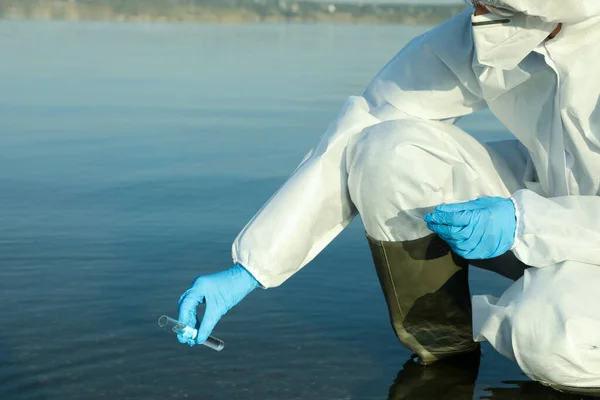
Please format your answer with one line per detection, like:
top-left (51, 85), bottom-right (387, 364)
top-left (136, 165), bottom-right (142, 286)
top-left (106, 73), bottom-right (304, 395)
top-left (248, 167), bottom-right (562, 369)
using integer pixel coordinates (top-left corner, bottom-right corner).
top-left (157, 315), bottom-right (225, 352)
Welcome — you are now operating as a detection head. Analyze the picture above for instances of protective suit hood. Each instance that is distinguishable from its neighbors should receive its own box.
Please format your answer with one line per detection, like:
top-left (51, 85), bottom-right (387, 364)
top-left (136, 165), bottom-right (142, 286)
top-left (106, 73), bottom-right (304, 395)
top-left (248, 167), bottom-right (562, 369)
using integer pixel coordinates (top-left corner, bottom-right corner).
top-left (477, 0), bottom-right (600, 23)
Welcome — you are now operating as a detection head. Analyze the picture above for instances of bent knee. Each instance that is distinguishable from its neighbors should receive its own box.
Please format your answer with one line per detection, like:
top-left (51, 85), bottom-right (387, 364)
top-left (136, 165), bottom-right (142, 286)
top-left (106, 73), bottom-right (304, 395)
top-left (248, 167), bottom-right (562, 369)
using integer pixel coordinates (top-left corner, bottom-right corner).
top-left (509, 268), bottom-right (600, 386)
top-left (347, 119), bottom-right (454, 170)
top-left (346, 119), bottom-right (468, 199)
top-left (347, 120), bottom-right (459, 181)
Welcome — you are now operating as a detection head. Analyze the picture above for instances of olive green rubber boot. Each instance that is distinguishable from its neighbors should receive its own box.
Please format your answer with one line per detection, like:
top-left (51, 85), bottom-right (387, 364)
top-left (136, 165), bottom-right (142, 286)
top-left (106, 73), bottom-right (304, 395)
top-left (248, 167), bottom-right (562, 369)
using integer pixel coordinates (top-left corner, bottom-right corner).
top-left (367, 233), bottom-right (479, 365)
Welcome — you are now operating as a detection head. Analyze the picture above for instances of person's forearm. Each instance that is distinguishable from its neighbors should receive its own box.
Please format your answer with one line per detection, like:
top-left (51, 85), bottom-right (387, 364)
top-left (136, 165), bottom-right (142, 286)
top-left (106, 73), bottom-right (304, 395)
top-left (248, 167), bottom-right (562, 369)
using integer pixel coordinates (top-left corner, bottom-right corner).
top-left (510, 189), bottom-right (600, 267)
top-left (232, 96), bottom-right (377, 288)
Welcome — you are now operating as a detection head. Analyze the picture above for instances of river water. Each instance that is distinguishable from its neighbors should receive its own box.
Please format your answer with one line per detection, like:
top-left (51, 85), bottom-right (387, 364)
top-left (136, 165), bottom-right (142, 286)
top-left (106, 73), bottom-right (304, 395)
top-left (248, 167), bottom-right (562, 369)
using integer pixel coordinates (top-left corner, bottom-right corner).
top-left (0, 20), bottom-right (578, 399)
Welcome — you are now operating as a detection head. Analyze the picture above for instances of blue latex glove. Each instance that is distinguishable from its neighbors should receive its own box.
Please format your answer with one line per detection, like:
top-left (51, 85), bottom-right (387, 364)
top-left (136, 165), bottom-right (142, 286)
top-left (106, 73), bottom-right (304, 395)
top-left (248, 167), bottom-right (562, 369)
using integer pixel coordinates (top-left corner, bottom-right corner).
top-left (177, 264), bottom-right (259, 346)
top-left (423, 197), bottom-right (516, 260)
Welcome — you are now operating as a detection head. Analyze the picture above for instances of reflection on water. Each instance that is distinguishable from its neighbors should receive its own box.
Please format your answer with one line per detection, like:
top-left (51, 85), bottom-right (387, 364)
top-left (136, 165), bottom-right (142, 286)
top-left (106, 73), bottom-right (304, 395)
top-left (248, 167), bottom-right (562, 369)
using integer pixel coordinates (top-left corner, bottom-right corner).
top-left (480, 383), bottom-right (582, 400)
top-left (387, 351), bottom-right (586, 400)
top-left (388, 350), bottom-right (482, 400)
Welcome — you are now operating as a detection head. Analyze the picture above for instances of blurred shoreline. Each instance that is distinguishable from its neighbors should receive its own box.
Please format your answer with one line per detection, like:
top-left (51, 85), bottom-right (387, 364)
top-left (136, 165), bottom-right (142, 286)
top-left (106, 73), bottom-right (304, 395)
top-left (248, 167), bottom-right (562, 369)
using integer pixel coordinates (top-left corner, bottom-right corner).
top-left (0, 0), bottom-right (464, 24)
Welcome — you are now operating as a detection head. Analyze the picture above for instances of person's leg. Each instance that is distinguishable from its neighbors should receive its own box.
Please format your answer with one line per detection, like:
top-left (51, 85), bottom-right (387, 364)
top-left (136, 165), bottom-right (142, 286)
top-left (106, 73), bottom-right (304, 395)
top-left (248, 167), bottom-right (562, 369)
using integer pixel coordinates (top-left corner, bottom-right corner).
top-left (346, 119), bottom-right (526, 363)
top-left (347, 120), bottom-right (525, 242)
top-left (474, 261), bottom-right (600, 394)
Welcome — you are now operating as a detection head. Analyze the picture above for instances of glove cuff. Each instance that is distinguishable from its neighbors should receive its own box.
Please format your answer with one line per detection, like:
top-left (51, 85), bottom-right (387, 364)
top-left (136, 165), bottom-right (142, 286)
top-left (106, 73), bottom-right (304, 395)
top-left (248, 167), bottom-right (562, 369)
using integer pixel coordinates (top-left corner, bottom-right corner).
top-left (231, 263), bottom-right (261, 292)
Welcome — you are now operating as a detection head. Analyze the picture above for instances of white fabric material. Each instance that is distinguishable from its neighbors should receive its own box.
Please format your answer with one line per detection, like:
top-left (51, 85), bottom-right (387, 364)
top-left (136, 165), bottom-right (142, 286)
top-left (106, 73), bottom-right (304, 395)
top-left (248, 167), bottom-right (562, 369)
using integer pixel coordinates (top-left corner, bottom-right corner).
top-left (471, 13), bottom-right (556, 70)
top-left (474, 264), bottom-right (600, 387)
top-left (510, 190), bottom-right (600, 268)
top-left (481, 0), bottom-right (600, 24)
top-left (232, 5), bottom-right (600, 387)
top-left (345, 120), bottom-right (523, 242)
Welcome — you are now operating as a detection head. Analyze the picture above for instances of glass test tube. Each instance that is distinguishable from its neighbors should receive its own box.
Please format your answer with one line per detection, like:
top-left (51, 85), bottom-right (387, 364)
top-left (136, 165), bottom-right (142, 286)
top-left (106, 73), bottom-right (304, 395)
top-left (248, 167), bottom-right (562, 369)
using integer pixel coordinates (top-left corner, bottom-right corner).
top-left (157, 315), bottom-right (225, 352)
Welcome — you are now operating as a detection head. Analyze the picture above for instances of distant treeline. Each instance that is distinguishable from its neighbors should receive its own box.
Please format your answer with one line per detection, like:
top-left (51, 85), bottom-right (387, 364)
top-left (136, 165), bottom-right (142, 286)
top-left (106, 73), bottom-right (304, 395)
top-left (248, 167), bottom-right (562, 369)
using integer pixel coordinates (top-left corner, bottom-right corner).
top-left (0, 0), bottom-right (466, 24)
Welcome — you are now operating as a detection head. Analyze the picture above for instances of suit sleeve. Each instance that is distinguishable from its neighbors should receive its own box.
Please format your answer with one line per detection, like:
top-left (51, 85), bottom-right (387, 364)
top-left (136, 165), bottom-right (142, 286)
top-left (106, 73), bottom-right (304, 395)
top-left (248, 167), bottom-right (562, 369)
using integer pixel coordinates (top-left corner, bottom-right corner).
top-left (232, 8), bottom-right (487, 288)
top-left (510, 189), bottom-right (600, 267)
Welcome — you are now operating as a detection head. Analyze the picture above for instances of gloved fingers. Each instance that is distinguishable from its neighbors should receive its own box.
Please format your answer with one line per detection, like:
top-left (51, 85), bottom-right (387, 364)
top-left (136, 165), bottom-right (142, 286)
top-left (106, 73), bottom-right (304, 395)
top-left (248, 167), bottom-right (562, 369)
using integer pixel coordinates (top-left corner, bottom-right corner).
top-left (456, 230), bottom-right (487, 260)
top-left (424, 209), bottom-right (473, 227)
top-left (471, 224), bottom-right (498, 259)
top-left (447, 240), bottom-right (482, 260)
top-left (426, 223), bottom-right (462, 240)
top-left (196, 300), bottom-right (224, 345)
top-left (439, 233), bottom-right (466, 250)
top-left (455, 223), bottom-right (476, 241)
top-left (434, 197), bottom-right (498, 213)
top-left (177, 286), bottom-right (205, 345)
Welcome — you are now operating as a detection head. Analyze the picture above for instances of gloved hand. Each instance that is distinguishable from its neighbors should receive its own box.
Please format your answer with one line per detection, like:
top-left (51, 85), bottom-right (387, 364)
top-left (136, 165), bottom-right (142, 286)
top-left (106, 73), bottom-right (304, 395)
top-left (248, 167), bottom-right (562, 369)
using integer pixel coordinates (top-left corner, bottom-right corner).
top-left (177, 264), bottom-right (259, 346)
top-left (423, 197), bottom-right (516, 260)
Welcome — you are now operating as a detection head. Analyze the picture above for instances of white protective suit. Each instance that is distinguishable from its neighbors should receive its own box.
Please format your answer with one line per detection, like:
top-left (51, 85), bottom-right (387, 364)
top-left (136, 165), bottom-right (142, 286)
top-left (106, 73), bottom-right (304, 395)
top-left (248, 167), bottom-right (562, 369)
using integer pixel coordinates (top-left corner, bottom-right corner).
top-left (232, 0), bottom-right (600, 388)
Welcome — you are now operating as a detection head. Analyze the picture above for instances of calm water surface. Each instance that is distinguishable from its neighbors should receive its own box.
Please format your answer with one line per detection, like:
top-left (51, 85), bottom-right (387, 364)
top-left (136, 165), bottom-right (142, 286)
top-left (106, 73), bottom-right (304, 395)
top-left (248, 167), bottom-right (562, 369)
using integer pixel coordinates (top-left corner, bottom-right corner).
top-left (0, 21), bottom-right (581, 399)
